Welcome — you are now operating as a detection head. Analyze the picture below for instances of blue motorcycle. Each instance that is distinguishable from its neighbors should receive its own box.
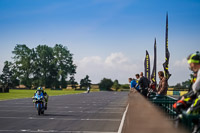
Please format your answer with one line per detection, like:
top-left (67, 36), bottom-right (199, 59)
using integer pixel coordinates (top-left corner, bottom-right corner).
top-left (32, 90), bottom-right (45, 115)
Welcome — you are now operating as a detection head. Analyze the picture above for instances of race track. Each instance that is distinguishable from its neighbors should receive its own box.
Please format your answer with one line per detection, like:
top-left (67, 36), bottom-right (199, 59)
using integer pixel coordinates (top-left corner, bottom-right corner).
top-left (0, 91), bottom-right (128, 133)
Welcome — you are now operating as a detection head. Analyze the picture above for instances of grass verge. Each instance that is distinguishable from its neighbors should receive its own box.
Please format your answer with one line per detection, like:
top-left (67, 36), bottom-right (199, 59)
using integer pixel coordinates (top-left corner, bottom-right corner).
top-left (0, 89), bottom-right (87, 101)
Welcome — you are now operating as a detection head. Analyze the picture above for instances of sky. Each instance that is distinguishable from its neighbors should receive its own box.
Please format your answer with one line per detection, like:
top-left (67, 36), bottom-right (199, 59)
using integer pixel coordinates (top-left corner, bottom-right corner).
top-left (0, 0), bottom-right (200, 86)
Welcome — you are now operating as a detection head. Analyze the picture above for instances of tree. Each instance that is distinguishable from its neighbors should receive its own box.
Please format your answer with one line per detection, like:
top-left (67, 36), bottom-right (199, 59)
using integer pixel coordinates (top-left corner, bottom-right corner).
top-left (181, 80), bottom-right (191, 89)
top-left (1, 44), bottom-right (77, 89)
top-left (12, 44), bottom-right (34, 88)
top-left (53, 44), bottom-right (77, 88)
top-left (112, 79), bottom-right (120, 91)
top-left (0, 61), bottom-right (12, 87)
top-left (0, 61), bottom-right (19, 88)
top-left (69, 76), bottom-right (78, 89)
top-left (120, 84), bottom-right (130, 89)
top-left (35, 45), bottom-right (55, 88)
top-left (80, 75), bottom-right (91, 89)
top-left (174, 83), bottom-right (181, 89)
top-left (99, 78), bottom-right (113, 91)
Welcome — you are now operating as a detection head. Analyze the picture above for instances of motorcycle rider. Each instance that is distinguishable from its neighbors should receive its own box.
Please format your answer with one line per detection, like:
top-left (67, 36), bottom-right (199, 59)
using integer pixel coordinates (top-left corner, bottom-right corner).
top-left (173, 52), bottom-right (200, 130)
top-left (186, 51), bottom-right (200, 113)
top-left (178, 52), bottom-right (200, 100)
top-left (34, 87), bottom-right (49, 110)
top-left (188, 72), bottom-right (198, 92)
top-left (183, 51), bottom-right (200, 132)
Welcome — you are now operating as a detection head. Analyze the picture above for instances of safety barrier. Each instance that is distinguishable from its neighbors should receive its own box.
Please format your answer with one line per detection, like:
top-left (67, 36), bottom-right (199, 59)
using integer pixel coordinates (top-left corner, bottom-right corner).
top-left (180, 110), bottom-right (200, 131)
top-left (149, 94), bottom-right (178, 119)
top-left (122, 92), bottom-right (188, 133)
top-left (149, 94), bottom-right (200, 132)
top-left (167, 90), bottom-right (188, 96)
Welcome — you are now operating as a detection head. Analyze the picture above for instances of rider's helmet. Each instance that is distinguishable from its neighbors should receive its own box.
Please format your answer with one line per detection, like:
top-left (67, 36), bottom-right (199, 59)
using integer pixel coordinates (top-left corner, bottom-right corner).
top-left (37, 87), bottom-right (43, 91)
top-left (36, 87), bottom-right (43, 95)
top-left (187, 51), bottom-right (200, 64)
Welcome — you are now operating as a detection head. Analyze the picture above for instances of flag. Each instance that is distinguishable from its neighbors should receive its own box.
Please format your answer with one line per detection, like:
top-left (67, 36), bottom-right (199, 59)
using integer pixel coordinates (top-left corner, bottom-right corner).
top-left (144, 50), bottom-right (150, 80)
top-left (151, 38), bottom-right (157, 85)
top-left (163, 13), bottom-right (171, 80)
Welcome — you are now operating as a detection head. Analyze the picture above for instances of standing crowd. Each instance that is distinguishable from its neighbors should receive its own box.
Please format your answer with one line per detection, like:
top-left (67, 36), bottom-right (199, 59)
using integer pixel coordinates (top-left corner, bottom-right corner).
top-left (129, 51), bottom-right (200, 101)
top-left (129, 71), bottom-right (168, 98)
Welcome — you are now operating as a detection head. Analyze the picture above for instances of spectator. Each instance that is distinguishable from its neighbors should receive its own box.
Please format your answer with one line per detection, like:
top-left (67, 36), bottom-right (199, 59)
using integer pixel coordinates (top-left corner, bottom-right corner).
top-left (135, 74), bottom-right (140, 83)
top-left (128, 78), bottom-right (138, 93)
top-left (133, 78), bottom-right (140, 92)
top-left (157, 71), bottom-right (168, 95)
top-left (149, 76), bottom-right (157, 92)
top-left (128, 78), bottom-right (133, 92)
top-left (136, 72), bottom-right (150, 97)
top-left (147, 76), bottom-right (157, 98)
top-left (140, 72), bottom-right (144, 77)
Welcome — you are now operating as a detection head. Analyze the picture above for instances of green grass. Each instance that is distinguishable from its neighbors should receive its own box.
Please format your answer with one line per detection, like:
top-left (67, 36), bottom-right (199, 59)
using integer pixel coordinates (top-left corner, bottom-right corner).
top-left (0, 89), bottom-right (86, 101)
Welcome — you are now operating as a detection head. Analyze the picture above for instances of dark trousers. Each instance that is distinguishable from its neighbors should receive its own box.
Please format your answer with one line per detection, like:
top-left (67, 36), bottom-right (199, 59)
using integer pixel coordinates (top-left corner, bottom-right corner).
top-left (140, 88), bottom-right (148, 97)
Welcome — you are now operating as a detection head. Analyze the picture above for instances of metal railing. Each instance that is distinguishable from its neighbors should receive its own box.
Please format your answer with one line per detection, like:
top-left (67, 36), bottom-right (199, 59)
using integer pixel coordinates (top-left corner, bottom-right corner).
top-left (148, 93), bottom-right (178, 119)
top-left (148, 93), bottom-right (200, 132)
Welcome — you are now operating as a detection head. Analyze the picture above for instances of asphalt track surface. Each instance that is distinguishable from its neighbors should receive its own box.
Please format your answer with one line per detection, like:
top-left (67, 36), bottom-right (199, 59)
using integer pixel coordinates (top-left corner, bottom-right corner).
top-left (0, 91), bottom-right (128, 133)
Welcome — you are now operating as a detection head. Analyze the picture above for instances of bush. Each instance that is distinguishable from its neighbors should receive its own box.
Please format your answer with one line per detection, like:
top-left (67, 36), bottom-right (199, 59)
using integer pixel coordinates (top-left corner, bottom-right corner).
top-left (120, 84), bottom-right (130, 89)
top-left (112, 80), bottom-right (120, 91)
top-left (99, 78), bottom-right (113, 91)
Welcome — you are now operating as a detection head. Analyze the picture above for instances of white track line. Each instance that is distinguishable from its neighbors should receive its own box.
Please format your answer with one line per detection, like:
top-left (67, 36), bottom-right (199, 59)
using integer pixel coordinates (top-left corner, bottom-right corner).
top-left (0, 116), bottom-right (121, 121)
top-left (0, 129), bottom-right (117, 133)
top-left (0, 106), bottom-right (125, 109)
top-left (0, 110), bottom-right (123, 114)
top-left (117, 104), bottom-right (129, 133)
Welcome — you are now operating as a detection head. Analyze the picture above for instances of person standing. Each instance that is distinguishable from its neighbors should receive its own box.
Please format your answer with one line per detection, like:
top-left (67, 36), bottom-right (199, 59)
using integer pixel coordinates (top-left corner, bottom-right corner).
top-left (149, 76), bottom-right (157, 92)
top-left (135, 74), bottom-right (140, 84)
top-left (157, 71), bottom-right (168, 96)
top-left (136, 72), bottom-right (150, 97)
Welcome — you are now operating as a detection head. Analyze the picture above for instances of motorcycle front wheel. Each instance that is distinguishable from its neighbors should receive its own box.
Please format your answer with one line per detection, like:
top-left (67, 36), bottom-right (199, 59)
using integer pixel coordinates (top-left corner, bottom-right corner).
top-left (37, 103), bottom-right (41, 115)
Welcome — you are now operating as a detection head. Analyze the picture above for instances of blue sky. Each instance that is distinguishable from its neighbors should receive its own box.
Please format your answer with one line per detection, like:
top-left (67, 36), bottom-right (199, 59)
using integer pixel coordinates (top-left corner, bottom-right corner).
top-left (0, 0), bottom-right (200, 85)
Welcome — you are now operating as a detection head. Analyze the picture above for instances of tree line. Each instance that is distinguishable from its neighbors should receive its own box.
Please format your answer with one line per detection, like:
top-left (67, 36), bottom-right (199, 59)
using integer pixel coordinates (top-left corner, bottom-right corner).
top-left (169, 74), bottom-right (194, 90)
top-left (0, 44), bottom-right (76, 89)
top-left (0, 44), bottom-right (126, 91)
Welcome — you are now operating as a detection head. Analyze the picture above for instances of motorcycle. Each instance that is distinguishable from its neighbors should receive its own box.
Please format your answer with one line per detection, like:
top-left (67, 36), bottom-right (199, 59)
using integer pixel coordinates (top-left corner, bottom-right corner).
top-left (173, 94), bottom-right (200, 133)
top-left (32, 90), bottom-right (45, 115)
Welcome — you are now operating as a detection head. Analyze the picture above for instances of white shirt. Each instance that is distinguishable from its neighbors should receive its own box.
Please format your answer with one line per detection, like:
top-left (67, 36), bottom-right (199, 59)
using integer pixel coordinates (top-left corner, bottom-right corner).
top-left (193, 69), bottom-right (200, 93)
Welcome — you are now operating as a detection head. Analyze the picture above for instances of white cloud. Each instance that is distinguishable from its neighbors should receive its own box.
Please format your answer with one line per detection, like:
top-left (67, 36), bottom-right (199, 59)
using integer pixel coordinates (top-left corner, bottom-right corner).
top-left (74, 55), bottom-right (193, 86)
top-left (173, 58), bottom-right (188, 67)
top-left (78, 56), bottom-right (103, 67)
top-left (168, 58), bottom-right (191, 85)
top-left (0, 62), bottom-right (4, 74)
top-left (105, 52), bottom-right (128, 66)
top-left (75, 52), bottom-right (141, 84)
